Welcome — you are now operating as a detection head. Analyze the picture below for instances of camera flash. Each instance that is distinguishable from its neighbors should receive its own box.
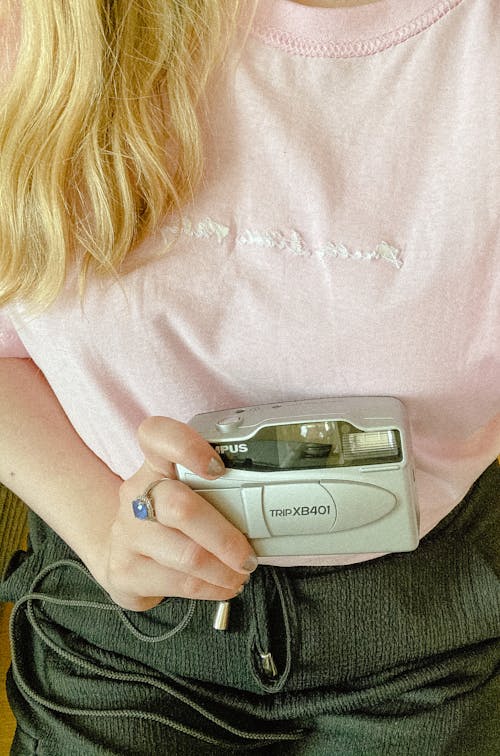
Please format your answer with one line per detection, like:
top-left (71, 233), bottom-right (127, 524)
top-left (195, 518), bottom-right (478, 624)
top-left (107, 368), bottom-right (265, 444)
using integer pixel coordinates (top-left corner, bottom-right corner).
top-left (342, 430), bottom-right (399, 461)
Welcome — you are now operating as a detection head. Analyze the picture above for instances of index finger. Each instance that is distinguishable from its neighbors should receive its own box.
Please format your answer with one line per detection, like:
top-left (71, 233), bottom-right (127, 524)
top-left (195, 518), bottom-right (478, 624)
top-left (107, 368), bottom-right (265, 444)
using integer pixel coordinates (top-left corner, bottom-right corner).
top-left (137, 416), bottom-right (225, 480)
top-left (154, 479), bottom-right (257, 574)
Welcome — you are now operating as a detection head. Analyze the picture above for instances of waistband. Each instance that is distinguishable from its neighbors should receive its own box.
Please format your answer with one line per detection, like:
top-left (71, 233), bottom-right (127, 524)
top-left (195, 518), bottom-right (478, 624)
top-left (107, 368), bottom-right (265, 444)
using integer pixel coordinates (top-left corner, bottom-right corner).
top-left (2, 462), bottom-right (499, 698)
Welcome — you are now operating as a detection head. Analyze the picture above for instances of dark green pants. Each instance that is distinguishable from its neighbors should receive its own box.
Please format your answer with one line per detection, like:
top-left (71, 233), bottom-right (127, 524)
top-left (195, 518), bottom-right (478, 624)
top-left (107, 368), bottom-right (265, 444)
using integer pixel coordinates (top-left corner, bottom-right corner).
top-left (2, 463), bottom-right (499, 755)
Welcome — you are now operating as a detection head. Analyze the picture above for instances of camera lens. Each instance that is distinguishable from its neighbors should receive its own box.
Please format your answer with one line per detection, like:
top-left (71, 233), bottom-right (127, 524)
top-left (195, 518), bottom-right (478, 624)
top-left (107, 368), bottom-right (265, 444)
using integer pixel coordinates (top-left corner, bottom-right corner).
top-left (301, 443), bottom-right (332, 459)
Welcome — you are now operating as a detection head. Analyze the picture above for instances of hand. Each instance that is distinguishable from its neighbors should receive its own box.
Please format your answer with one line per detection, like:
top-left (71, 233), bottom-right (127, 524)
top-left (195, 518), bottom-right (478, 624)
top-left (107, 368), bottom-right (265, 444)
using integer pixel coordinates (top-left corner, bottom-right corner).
top-left (101, 416), bottom-right (257, 611)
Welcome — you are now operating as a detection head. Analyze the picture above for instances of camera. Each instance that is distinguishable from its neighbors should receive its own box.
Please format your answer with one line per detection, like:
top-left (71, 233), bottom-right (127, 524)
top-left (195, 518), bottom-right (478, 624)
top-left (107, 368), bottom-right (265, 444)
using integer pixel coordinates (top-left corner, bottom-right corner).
top-left (176, 397), bottom-right (419, 557)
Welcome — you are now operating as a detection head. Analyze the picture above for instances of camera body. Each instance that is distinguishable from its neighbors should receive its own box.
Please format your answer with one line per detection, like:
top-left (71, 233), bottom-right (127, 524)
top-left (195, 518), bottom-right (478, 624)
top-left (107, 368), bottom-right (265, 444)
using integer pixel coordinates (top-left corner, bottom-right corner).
top-left (177, 397), bottom-right (419, 557)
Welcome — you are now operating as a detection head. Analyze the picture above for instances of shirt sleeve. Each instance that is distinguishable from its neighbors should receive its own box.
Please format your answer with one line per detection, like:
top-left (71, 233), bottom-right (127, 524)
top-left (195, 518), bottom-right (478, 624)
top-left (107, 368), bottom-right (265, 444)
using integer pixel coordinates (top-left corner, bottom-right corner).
top-left (0, 309), bottom-right (30, 358)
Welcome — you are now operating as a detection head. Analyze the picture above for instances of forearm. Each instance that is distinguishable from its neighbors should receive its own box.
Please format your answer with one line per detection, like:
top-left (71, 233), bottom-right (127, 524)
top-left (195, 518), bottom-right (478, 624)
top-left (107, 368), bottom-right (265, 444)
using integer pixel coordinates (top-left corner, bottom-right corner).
top-left (0, 358), bottom-right (122, 574)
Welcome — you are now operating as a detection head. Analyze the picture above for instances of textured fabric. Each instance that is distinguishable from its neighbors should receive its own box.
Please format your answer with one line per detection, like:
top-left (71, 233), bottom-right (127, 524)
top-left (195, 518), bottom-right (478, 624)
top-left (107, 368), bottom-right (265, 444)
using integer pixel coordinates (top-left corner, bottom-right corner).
top-left (0, 0), bottom-right (498, 567)
top-left (2, 462), bottom-right (499, 754)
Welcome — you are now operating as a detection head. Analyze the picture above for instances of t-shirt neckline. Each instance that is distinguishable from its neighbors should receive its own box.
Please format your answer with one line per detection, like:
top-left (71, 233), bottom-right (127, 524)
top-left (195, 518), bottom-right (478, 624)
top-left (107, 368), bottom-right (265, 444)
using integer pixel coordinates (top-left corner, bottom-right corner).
top-left (252, 0), bottom-right (465, 58)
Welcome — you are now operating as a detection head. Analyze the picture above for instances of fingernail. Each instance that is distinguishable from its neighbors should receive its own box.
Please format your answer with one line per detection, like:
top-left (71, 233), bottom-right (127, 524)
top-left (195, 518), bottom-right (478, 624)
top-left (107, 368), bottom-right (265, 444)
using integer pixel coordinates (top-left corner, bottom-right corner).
top-left (241, 554), bottom-right (258, 572)
top-left (207, 457), bottom-right (225, 477)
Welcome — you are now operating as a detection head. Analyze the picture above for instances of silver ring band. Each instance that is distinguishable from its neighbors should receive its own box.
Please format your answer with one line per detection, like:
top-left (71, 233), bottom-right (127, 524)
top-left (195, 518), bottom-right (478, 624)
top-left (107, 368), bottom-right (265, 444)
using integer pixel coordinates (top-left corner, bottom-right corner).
top-left (132, 478), bottom-right (170, 521)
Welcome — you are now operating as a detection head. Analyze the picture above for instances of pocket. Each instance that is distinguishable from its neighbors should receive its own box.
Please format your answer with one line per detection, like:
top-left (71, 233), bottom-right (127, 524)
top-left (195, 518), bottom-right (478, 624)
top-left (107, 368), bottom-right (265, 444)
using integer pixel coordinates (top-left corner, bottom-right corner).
top-left (0, 548), bottom-right (39, 604)
top-left (10, 726), bottom-right (40, 756)
top-left (0, 526), bottom-right (77, 605)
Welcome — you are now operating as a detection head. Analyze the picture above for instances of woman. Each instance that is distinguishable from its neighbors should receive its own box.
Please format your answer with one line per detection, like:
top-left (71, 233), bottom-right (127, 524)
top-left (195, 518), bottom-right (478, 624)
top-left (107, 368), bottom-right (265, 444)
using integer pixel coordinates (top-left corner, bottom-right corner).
top-left (0, 0), bottom-right (498, 753)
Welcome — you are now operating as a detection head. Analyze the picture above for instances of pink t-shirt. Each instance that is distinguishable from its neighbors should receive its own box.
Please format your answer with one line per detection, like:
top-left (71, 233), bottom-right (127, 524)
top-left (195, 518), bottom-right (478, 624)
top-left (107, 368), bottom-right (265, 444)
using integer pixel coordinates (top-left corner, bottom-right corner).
top-left (1, 0), bottom-right (499, 565)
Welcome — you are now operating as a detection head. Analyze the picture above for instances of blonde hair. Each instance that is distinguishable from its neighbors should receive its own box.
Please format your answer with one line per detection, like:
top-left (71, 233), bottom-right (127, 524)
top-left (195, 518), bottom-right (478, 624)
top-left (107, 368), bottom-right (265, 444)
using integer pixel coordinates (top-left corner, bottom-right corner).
top-left (0, 0), bottom-right (243, 308)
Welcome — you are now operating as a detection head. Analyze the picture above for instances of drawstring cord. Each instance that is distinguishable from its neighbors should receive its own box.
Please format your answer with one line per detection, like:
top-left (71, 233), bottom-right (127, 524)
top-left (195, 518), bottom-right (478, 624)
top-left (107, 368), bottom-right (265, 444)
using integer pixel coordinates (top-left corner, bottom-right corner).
top-left (247, 566), bottom-right (297, 693)
top-left (8, 559), bottom-right (303, 746)
top-left (15, 559), bottom-right (197, 642)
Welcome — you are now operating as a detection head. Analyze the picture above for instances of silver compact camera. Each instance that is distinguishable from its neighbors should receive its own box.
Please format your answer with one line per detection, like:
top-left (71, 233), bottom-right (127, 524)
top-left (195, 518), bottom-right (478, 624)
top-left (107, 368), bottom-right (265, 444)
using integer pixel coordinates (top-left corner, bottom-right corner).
top-left (177, 397), bottom-right (419, 557)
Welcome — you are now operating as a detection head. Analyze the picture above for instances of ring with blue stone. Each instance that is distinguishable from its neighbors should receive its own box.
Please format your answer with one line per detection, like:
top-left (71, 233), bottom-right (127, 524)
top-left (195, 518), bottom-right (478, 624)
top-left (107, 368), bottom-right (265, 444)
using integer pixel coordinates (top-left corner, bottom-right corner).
top-left (132, 479), bottom-right (169, 521)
